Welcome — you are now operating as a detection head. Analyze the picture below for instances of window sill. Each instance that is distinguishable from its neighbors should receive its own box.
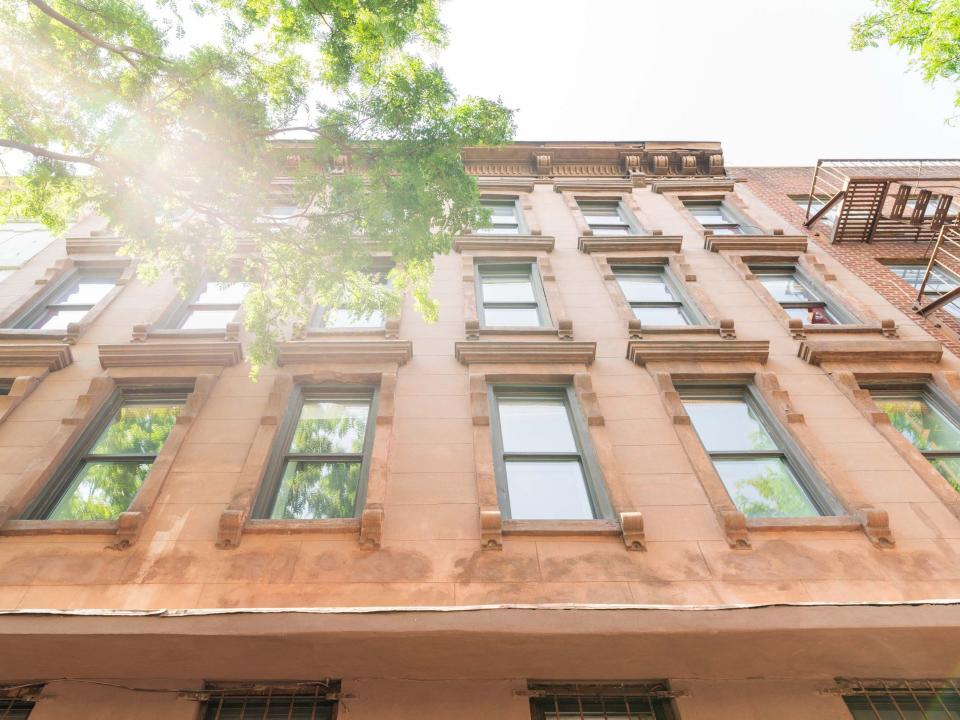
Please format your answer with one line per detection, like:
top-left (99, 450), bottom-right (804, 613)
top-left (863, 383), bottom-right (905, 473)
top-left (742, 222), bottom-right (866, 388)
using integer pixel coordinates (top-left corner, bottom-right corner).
top-left (502, 519), bottom-right (620, 536)
top-left (628, 320), bottom-right (735, 340)
top-left (0, 327), bottom-right (80, 342)
top-left (0, 519), bottom-right (118, 536)
top-left (704, 234), bottom-right (808, 253)
top-left (745, 515), bottom-right (861, 533)
top-left (305, 327), bottom-right (387, 337)
top-left (244, 518), bottom-right (361, 535)
top-left (791, 321), bottom-right (896, 339)
top-left (478, 327), bottom-right (559, 336)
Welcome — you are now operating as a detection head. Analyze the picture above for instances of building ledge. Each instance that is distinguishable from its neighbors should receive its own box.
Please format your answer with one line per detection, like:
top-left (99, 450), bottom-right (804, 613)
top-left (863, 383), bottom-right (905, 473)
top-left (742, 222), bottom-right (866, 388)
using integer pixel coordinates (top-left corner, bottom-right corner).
top-left (0, 344), bottom-right (73, 372)
top-left (627, 339), bottom-right (769, 365)
top-left (797, 338), bottom-right (943, 365)
top-left (276, 339), bottom-right (413, 367)
top-left (454, 235), bottom-right (555, 253)
top-left (578, 235), bottom-right (683, 254)
top-left (455, 340), bottom-right (596, 365)
top-left (704, 234), bottom-right (808, 253)
top-left (98, 342), bottom-right (244, 368)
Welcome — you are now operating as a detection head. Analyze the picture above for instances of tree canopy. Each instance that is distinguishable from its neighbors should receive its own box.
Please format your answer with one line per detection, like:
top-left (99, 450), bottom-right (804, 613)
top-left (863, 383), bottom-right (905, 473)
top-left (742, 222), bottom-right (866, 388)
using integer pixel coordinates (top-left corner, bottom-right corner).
top-left (0, 0), bottom-right (514, 371)
top-left (852, 0), bottom-right (960, 120)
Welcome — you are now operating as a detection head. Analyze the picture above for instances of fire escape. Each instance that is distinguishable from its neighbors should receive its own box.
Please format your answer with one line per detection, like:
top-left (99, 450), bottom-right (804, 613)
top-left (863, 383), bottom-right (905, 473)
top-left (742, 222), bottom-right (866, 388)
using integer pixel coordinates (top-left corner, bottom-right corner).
top-left (803, 159), bottom-right (960, 316)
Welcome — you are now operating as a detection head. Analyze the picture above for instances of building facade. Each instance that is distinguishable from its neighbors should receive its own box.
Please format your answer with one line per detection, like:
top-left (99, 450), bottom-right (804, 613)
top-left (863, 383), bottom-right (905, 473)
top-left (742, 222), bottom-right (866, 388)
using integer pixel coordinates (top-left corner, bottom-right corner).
top-left (0, 142), bottom-right (959, 719)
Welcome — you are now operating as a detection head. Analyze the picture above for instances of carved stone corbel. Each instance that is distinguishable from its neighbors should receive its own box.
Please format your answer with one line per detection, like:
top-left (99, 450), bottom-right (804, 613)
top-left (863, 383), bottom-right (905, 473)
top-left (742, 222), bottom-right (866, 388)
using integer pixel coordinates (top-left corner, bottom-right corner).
top-left (480, 507), bottom-right (502, 550)
top-left (217, 508), bottom-right (246, 549)
top-left (108, 511), bottom-right (143, 550)
top-left (384, 318), bottom-right (400, 340)
top-left (465, 319), bottom-right (480, 340)
top-left (719, 319), bottom-right (736, 339)
top-left (623, 154), bottom-right (642, 176)
top-left (709, 154), bottom-right (724, 175)
top-left (681, 155), bottom-right (698, 175)
top-left (721, 509), bottom-right (751, 548)
top-left (131, 324), bottom-right (149, 342)
top-left (558, 318), bottom-right (574, 340)
top-left (224, 322), bottom-right (241, 342)
top-left (359, 503), bottom-right (385, 549)
top-left (652, 155), bottom-right (669, 175)
top-left (620, 511), bottom-right (645, 551)
top-left (861, 508), bottom-right (895, 549)
top-left (534, 154), bottom-right (552, 177)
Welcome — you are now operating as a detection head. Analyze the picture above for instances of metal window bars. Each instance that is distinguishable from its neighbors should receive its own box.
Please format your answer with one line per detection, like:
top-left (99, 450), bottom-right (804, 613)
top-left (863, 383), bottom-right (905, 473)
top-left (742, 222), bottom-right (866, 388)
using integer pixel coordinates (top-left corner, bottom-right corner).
top-left (837, 678), bottom-right (960, 719)
top-left (527, 683), bottom-right (679, 720)
top-left (0, 699), bottom-right (34, 720)
top-left (198, 682), bottom-right (340, 720)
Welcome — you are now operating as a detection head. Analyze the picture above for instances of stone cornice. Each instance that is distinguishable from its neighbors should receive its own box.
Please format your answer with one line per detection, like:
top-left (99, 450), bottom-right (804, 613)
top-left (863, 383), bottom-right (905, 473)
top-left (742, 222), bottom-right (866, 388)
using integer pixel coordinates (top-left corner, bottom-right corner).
top-left (454, 235), bottom-right (555, 253)
top-left (276, 340), bottom-right (413, 366)
top-left (0, 343), bottom-right (73, 371)
top-left (98, 342), bottom-right (243, 368)
top-left (578, 235), bottom-right (683, 254)
top-left (798, 339), bottom-right (943, 366)
top-left (627, 339), bottom-right (769, 365)
top-left (705, 235), bottom-right (808, 253)
top-left (454, 340), bottom-right (596, 365)
top-left (651, 178), bottom-right (737, 193)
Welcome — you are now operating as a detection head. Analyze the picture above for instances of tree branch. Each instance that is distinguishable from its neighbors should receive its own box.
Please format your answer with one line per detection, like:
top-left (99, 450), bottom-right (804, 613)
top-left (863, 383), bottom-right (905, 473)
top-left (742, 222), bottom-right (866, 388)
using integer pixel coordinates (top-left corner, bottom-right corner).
top-left (0, 138), bottom-right (102, 167)
top-left (27, 0), bottom-right (166, 69)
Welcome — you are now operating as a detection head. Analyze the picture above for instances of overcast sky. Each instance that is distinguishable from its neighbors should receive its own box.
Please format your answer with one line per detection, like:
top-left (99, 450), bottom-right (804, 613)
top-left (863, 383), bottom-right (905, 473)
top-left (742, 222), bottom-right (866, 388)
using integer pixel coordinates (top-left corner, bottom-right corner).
top-left (437, 0), bottom-right (958, 166)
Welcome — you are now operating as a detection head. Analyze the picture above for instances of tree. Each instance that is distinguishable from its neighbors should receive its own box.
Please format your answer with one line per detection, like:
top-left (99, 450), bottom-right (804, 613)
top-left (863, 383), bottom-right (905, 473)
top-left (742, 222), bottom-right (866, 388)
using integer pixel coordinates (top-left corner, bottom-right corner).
top-left (0, 0), bottom-right (514, 372)
top-left (851, 0), bottom-right (960, 120)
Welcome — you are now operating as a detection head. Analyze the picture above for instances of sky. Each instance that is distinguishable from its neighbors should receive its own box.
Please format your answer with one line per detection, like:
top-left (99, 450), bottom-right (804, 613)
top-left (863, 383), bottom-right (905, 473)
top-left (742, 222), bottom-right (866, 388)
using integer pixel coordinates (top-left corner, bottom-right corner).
top-left (436, 0), bottom-right (959, 166)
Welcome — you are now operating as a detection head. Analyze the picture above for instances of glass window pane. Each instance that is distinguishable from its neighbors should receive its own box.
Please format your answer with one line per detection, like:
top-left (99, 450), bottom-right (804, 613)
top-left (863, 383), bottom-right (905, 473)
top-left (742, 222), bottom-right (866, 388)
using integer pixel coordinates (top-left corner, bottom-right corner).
top-left (632, 306), bottom-right (690, 325)
top-left (481, 273), bottom-right (535, 303)
top-left (289, 399), bottom-right (369, 454)
top-left (591, 226), bottom-right (631, 236)
top-left (931, 457), bottom-right (960, 494)
top-left (482, 307), bottom-right (541, 327)
top-left (324, 307), bottom-right (384, 328)
top-left (34, 308), bottom-right (89, 330)
top-left (553, 699), bottom-right (660, 719)
top-left (89, 403), bottom-right (182, 455)
top-left (205, 697), bottom-right (333, 720)
top-left (194, 281), bottom-right (249, 305)
top-left (615, 272), bottom-right (677, 302)
top-left (484, 201), bottom-right (518, 220)
top-left (271, 461), bottom-right (359, 519)
top-left (53, 278), bottom-right (115, 305)
top-left (710, 226), bottom-right (743, 235)
top-left (683, 398), bottom-right (778, 452)
top-left (713, 457), bottom-right (819, 518)
top-left (505, 460), bottom-right (593, 519)
top-left (686, 203), bottom-right (730, 224)
top-left (498, 397), bottom-right (577, 452)
top-left (179, 308), bottom-right (239, 330)
top-left (0, 222), bottom-right (55, 266)
top-left (48, 461), bottom-right (151, 520)
top-left (874, 395), bottom-right (960, 452)
top-left (755, 273), bottom-right (819, 302)
top-left (783, 306), bottom-right (837, 325)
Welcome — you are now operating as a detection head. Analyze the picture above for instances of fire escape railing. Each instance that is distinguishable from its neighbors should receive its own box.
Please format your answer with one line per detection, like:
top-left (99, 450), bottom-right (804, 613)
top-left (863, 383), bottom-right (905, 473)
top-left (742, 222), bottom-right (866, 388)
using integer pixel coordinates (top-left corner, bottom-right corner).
top-left (916, 223), bottom-right (960, 316)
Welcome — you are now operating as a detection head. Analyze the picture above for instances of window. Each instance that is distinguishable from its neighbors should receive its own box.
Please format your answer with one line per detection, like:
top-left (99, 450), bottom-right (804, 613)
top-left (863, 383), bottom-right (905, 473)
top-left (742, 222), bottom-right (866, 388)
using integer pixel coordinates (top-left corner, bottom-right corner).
top-left (578, 199), bottom-right (638, 236)
top-left (870, 386), bottom-right (960, 493)
top-left (790, 194), bottom-right (837, 227)
top-left (680, 386), bottom-right (835, 518)
top-left (683, 200), bottom-right (751, 235)
top-left (489, 386), bottom-right (610, 521)
top-left (255, 387), bottom-right (377, 520)
top-left (840, 679), bottom-right (960, 719)
top-left (0, 222), bottom-right (55, 283)
top-left (0, 697), bottom-right (34, 719)
top-left (311, 270), bottom-right (389, 330)
top-left (529, 683), bottom-right (677, 720)
top-left (887, 263), bottom-right (960, 319)
top-left (203, 685), bottom-right (337, 720)
top-left (613, 266), bottom-right (697, 326)
top-left (477, 198), bottom-right (523, 235)
top-left (751, 265), bottom-right (843, 325)
top-left (22, 387), bottom-right (187, 520)
top-left (172, 281), bottom-right (249, 330)
top-left (477, 263), bottom-right (549, 328)
top-left (13, 270), bottom-right (119, 330)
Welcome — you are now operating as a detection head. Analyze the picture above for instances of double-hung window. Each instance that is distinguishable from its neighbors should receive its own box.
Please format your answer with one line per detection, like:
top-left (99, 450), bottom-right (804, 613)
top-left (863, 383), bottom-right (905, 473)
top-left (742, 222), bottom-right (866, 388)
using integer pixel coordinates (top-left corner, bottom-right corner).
top-left (311, 270), bottom-right (389, 330)
top-left (887, 263), bottom-right (960, 319)
top-left (529, 683), bottom-right (677, 720)
top-left (256, 387), bottom-right (377, 520)
top-left (22, 387), bottom-right (187, 521)
top-left (0, 697), bottom-right (34, 720)
top-left (172, 281), bottom-right (249, 330)
top-left (203, 685), bottom-right (337, 720)
top-left (613, 265), bottom-right (696, 326)
top-left (489, 386), bottom-right (610, 521)
top-left (477, 263), bottom-right (549, 328)
top-left (13, 270), bottom-right (119, 330)
top-left (578, 199), bottom-right (638, 235)
top-left (477, 198), bottom-right (522, 235)
top-left (683, 200), bottom-right (747, 235)
top-left (870, 385), bottom-right (960, 493)
top-left (680, 386), bottom-right (835, 518)
top-left (751, 265), bottom-right (843, 325)
top-left (840, 679), bottom-right (960, 719)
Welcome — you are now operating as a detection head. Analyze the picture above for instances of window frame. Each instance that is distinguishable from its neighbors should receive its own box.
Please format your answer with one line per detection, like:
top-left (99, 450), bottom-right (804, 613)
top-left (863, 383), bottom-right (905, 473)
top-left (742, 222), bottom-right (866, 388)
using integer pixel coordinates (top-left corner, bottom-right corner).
top-left (838, 678), bottom-right (960, 719)
top-left (677, 382), bottom-right (843, 518)
top-left (309, 264), bottom-right (393, 332)
top-left (487, 384), bottom-right (613, 521)
top-left (528, 683), bottom-right (679, 720)
top-left (160, 279), bottom-right (249, 331)
top-left (475, 261), bottom-right (551, 329)
top-left (683, 199), bottom-right (751, 235)
top-left (252, 384), bottom-right (380, 521)
top-left (476, 196), bottom-right (526, 235)
top-left (886, 261), bottom-right (960, 319)
top-left (201, 682), bottom-right (340, 720)
top-left (750, 263), bottom-right (858, 325)
top-left (611, 263), bottom-right (706, 326)
top-left (10, 267), bottom-right (122, 330)
top-left (19, 385), bottom-right (192, 520)
top-left (577, 198), bottom-right (641, 236)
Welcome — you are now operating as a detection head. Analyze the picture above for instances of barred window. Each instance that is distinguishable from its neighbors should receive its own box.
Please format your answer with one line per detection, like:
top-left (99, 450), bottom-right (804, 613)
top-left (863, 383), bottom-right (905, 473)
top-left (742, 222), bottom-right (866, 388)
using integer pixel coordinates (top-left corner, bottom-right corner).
top-left (839, 679), bottom-right (960, 719)
top-left (0, 698), bottom-right (34, 719)
top-left (202, 683), bottom-right (338, 720)
top-left (529, 683), bottom-right (678, 720)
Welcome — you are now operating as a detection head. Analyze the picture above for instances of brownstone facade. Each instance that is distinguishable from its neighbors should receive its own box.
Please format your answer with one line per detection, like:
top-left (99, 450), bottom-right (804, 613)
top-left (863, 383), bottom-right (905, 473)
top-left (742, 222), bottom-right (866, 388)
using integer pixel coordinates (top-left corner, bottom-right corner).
top-left (1, 142), bottom-right (960, 719)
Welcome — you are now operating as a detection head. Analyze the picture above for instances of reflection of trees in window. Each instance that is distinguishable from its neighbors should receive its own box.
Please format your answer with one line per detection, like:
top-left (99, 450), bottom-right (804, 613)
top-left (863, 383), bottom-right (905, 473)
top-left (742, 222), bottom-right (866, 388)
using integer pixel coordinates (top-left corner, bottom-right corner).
top-left (727, 461), bottom-right (819, 518)
top-left (876, 394), bottom-right (960, 493)
top-left (48, 403), bottom-right (181, 520)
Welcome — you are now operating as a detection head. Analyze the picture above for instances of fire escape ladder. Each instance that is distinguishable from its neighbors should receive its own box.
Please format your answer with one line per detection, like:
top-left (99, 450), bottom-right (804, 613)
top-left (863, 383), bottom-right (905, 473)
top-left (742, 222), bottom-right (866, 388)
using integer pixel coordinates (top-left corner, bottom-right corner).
top-left (917, 223), bottom-right (960, 316)
top-left (803, 190), bottom-right (844, 228)
top-left (833, 179), bottom-right (888, 243)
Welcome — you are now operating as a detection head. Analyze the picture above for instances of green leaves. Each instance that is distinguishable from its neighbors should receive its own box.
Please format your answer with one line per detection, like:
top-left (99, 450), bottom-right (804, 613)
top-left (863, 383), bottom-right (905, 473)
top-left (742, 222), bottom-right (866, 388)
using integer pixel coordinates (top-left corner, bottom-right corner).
top-left (852, 0), bottom-right (960, 117)
top-left (1, 0), bottom-right (514, 374)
